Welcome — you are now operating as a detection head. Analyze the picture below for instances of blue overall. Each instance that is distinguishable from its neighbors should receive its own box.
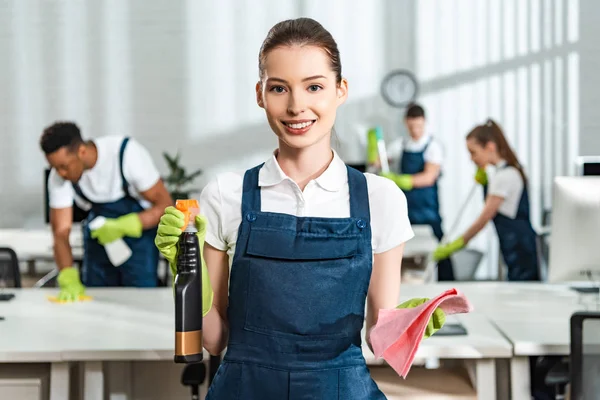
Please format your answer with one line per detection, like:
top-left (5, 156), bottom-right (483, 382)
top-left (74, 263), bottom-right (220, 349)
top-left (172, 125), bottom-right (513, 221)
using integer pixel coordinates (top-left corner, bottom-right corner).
top-left (72, 138), bottom-right (159, 287)
top-left (205, 164), bottom-right (386, 400)
top-left (483, 168), bottom-right (539, 281)
top-left (400, 139), bottom-right (455, 281)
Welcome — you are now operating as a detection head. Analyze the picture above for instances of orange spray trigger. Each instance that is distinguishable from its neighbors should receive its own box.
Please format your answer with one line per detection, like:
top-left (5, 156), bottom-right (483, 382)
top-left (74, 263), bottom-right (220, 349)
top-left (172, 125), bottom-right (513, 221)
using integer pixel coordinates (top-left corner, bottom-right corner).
top-left (175, 199), bottom-right (200, 231)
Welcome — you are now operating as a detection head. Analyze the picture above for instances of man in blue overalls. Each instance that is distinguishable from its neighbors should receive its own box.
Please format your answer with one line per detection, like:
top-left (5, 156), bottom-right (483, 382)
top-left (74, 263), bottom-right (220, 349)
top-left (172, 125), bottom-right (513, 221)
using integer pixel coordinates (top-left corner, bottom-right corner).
top-left (41, 121), bottom-right (173, 301)
top-left (382, 104), bottom-right (455, 281)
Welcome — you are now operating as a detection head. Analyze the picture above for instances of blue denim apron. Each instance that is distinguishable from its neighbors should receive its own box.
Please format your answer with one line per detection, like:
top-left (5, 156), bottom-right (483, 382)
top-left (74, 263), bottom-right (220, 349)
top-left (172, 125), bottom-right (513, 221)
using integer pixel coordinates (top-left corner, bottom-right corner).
top-left (483, 167), bottom-right (539, 281)
top-left (400, 139), bottom-right (454, 280)
top-left (72, 137), bottom-right (159, 287)
top-left (206, 164), bottom-right (386, 399)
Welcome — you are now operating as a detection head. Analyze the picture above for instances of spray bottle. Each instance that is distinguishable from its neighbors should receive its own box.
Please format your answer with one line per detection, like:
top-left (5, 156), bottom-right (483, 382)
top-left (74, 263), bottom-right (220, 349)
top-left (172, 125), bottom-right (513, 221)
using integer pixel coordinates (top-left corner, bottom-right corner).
top-left (375, 126), bottom-right (390, 173)
top-left (174, 199), bottom-right (203, 364)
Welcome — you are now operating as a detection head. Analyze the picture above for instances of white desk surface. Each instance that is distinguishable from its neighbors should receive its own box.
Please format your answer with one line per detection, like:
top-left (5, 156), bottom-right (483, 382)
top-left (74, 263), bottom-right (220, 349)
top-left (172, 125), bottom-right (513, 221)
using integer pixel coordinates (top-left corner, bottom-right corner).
top-left (362, 311), bottom-right (512, 366)
top-left (0, 287), bottom-right (512, 365)
top-left (0, 288), bottom-right (185, 362)
top-left (398, 282), bottom-right (599, 356)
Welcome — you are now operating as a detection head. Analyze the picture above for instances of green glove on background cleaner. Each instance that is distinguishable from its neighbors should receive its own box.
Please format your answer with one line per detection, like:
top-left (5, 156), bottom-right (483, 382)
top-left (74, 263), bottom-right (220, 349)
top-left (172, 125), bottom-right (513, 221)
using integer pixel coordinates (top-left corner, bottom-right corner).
top-left (396, 297), bottom-right (446, 339)
top-left (55, 267), bottom-right (86, 302)
top-left (90, 213), bottom-right (142, 245)
top-left (380, 172), bottom-right (414, 191)
top-left (155, 206), bottom-right (213, 317)
top-left (474, 167), bottom-right (488, 186)
top-left (433, 237), bottom-right (465, 261)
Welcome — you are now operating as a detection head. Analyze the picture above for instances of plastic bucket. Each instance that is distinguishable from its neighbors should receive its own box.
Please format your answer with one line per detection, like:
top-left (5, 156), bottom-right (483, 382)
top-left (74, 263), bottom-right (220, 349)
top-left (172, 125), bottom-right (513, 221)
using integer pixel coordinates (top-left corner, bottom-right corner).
top-left (450, 248), bottom-right (484, 281)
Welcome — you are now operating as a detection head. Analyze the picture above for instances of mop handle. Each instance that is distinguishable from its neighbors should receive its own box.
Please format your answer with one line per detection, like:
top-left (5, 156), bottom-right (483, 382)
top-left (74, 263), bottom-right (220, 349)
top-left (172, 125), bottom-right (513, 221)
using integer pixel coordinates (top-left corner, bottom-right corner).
top-left (440, 182), bottom-right (478, 245)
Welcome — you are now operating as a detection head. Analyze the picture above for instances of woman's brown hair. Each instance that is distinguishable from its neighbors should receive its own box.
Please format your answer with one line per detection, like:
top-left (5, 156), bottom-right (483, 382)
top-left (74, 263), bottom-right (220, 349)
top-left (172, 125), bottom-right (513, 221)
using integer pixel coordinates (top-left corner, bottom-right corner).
top-left (258, 18), bottom-right (342, 85)
top-left (466, 119), bottom-right (528, 185)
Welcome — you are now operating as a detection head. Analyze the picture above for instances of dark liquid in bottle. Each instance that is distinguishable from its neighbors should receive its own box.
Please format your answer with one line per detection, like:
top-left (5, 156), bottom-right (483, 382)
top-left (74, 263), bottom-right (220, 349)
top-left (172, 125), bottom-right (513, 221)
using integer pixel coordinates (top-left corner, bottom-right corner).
top-left (174, 230), bottom-right (203, 363)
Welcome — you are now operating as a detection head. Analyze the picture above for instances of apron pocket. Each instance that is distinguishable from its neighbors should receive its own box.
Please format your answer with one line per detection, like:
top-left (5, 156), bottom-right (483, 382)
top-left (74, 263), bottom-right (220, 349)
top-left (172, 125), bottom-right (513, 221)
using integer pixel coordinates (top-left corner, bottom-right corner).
top-left (246, 227), bottom-right (360, 260)
top-left (243, 228), bottom-right (366, 339)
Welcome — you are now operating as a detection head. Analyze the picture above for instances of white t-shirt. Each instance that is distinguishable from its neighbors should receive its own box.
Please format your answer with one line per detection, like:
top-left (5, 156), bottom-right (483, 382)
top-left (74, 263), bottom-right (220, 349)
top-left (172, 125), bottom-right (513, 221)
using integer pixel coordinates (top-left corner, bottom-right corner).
top-left (487, 160), bottom-right (525, 219)
top-left (200, 150), bottom-right (414, 266)
top-left (48, 136), bottom-right (161, 210)
top-left (387, 134), bottom-right (444, 171)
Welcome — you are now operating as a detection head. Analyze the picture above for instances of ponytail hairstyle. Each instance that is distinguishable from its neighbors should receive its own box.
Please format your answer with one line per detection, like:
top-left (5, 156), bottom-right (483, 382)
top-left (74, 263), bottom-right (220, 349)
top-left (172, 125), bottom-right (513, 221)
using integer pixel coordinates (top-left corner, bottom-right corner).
top-left (466, 119), bottom-right (528, 185)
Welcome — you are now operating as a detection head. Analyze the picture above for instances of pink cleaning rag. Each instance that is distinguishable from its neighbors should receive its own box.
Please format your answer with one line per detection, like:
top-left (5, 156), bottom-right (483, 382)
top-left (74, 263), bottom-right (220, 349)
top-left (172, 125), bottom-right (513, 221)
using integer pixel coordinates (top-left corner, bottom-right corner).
top-left (369, 288), bottom-right (474, 378)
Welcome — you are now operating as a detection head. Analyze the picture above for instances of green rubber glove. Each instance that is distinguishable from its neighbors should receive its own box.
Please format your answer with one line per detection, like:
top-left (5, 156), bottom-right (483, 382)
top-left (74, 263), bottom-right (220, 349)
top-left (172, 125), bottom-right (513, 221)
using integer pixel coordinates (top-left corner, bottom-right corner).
top-left (154, 206), bottom-right (213, 317)
top-left (380, 172), bottom-right (414, 191)
top-left (90, 213), bottom-right (143, 245)
top-left (396, 297), bottom-right (446, 339)
top-left (433, 237), bottom-right (465, 261)
top-left (56, 267), bottom-right (86, 302)
top-left (474, 167), bottom-right (488, 186)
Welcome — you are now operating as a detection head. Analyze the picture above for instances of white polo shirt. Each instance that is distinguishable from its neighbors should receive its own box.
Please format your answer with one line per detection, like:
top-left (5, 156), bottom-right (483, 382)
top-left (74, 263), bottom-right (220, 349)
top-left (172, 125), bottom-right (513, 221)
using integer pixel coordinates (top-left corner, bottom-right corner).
top-left (200, 150), bottom-right (414, 265)
top-left (387, 134), bottom-right (444, 171)
top-left (48, 136), bottom-right (161, 210)
top-left (487, 160), bottom-right (525, 219)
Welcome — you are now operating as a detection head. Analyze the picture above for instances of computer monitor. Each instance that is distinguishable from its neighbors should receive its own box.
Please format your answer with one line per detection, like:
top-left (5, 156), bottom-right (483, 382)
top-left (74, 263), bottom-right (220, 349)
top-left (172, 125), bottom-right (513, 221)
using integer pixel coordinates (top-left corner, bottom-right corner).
top-left (576, 156), bottom-right (600, 176)
top-left (44, 168), bottom-right (89, 224)
top-left (548, 177), bottom-right (600, 283)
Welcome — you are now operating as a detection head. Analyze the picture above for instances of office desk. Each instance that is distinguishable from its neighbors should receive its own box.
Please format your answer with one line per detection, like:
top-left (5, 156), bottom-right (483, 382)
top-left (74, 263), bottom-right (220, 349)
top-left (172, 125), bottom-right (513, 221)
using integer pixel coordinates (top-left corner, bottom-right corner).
top-left (2, 287), bottom-right (513, 400)
top-left (399, 282), bottom-right (598, 400)
top-left (363, 312), bottom-right (512, 400)
top-left (362, 284), bottom-right (515, 400)
top-left (0, 288), bottom-right (207, 400)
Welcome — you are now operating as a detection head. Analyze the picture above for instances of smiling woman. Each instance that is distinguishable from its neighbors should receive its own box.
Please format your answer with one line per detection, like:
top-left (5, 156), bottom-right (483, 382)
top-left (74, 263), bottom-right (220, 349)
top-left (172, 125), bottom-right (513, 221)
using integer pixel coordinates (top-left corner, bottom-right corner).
top-left (255, 22), bottom-right (347, 166)
top-left (154, 17), bottom-right (445, 400)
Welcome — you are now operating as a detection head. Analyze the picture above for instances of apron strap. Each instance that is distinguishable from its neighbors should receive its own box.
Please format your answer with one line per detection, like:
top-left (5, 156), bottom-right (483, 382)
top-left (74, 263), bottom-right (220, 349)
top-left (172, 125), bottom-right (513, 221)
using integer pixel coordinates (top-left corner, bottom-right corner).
top-left (421, 137), bottom-right (432, 153)
top-left (71, 137), bottom-right (136, 208)
top-left (119, 137), bottom-right (131, 198)
top-left (241, 164), bottom-right (264, 216)
top-left (346, 166), bottom-right (370, 220)
top-left (72, 182), bottom-right (92, 204)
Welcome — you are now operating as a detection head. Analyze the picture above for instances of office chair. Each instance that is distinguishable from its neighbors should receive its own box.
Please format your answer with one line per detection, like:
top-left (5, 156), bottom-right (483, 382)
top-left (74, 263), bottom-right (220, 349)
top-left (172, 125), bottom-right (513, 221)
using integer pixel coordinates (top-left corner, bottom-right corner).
top-left (181, 362), bottom-right (206, 400)
top-left (0, 247), bottom-right (21, 288)
top-left (570, 311), bottom-right (600, 400)
top-left (543, 357), bottom-right (569, 400)
top-left (180, 354), bottom-right (222, 399)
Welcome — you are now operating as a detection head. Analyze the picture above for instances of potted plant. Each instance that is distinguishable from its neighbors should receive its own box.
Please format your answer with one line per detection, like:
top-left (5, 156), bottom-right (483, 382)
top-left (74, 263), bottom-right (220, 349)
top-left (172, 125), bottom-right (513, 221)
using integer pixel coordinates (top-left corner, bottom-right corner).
top-left (162, 151), bottom-right (203, 201)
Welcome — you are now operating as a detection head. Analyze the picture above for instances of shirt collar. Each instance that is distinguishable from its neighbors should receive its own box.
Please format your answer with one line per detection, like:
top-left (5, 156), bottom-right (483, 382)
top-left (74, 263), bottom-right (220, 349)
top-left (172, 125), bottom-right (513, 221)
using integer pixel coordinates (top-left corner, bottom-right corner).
top-left (314, 150), bottom-right (347, 192)
top-left (495, 159), bottom-right (508, 168)
top-left (258, 150), bottom-right (288, 187)
top-left (258, 149), bottom-right (347, 192)
top-left (407, 133), bottom-right (431, 146)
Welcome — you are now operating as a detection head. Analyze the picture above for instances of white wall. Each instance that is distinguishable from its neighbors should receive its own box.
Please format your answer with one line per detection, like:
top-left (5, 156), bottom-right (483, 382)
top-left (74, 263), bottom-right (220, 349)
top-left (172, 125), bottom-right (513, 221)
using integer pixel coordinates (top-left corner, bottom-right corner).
top-left (0, 0), bottom-right (597, 279)
top-left (0, 0), bottom-right (412, 229)
top-left (579, 0), bottom-right (600, 156)
top-left (411, 0), bottom-right (583, 279)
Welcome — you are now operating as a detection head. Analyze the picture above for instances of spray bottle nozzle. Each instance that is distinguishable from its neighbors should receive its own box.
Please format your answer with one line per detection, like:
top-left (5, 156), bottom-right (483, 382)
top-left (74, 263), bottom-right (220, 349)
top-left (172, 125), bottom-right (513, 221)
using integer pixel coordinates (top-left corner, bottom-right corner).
top-left (175, 199), bottom-right (200, 232)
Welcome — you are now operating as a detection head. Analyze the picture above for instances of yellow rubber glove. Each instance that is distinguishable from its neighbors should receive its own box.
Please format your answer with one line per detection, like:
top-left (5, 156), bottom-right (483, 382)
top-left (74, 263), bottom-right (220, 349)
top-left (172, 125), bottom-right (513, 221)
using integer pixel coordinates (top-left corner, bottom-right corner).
top-left (380, 172), bottom-right (414, 191)
top-left (90, 213), bottom-right (143, 245)
top-left (56, 267), bottom-right (86, 302)
top-left (433, 237), bottom-right (465, 261)
top-left (396, 297), bottom-right (446, 339)
top-left (155, 206), bottom-right (213, 317)
top-left (474, 167), bottom-right (488, 186)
